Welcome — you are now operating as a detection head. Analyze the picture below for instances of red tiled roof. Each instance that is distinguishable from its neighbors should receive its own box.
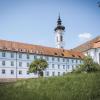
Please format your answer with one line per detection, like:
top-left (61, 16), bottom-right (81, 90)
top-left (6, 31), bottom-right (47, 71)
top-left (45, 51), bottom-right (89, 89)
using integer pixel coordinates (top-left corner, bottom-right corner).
top-left (72, 36), bottom-right (100, 52)
top-left (0, 39), bottom-right (83, 59)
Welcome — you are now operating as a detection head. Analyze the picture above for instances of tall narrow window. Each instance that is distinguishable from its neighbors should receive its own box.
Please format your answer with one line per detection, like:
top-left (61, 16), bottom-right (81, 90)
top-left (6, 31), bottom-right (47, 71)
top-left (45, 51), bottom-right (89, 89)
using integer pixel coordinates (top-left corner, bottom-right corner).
top-left (67, 65), bottom-right (69, 69)
top-left (19, 62), bottom-right (22, 67)
top-left (27, 54), bottom-right (30, 59)
top-left (27, 63), bottom-right (29, 67)
top-left (63, 65), bottom-right (65, 69)
top-left (58, 72), bottom-right (60, 76)
top-left (40, 56), bottom-right (43, 59)
top-left (63, 58), bottom-right (65, 62)
top-left (46, 71), bottom-right (49, 76)
top-left (19, 53), bottom-right (22, 58)
top-left (76, 60), bottom-right (78, 63)
top-left (11, 70), bottom-right (14, 75)
top-left (52, 57), bottom-right (55, 61)
top-left (11, 61), bottom-right (14, 66)
top-left (72, 60), bottom-right (74, 63)
top-left (58, 65), bottom-right (60, 69)
top-left (45, 56), bottom-right (49, 61)
top-left (2, 61), bottom-right (5, 66)
top-left (11, 53), bottom-right (14, 58)
top-left (52, 64), bottom-right (54, 68)
top-left (67, 59), bottom-right (69, 63)
top-left (72, 65), bottom-right (74, 70)
top-left (2, 52), bottom-right (6, 57)
top-left (60, 35), bottom-right (63, 41)
top-left (57, 58), bottom-right (60, 62)
top-left (2, 69), bottom-right (5, 74)
top-left (34, 55), bottom-right (37, 59)
top-left (19, 70), bottom-right (22, 74)
top-left (52, 72), bottom-right (55, 76)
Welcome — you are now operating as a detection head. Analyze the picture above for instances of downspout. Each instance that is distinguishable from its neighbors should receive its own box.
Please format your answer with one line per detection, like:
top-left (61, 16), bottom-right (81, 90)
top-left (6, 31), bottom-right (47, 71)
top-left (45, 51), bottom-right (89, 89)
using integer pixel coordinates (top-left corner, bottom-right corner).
top-left (16, 52), bottom-right (17, 79)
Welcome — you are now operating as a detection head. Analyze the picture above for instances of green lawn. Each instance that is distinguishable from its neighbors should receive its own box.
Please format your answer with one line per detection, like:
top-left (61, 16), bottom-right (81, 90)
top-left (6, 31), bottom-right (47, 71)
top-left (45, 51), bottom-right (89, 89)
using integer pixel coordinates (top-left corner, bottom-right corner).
top-left (0, 72), bottom-right (100, 100)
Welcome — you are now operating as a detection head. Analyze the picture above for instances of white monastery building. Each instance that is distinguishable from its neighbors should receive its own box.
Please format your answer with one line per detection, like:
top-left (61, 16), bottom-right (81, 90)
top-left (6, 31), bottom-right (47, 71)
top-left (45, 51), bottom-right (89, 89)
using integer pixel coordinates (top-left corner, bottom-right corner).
top-left (0, 15), bottom-right (83, 79)
top-left (73, 36), bottom-right (100, 64)
top-left (1, 15), bottom-right (100, 79)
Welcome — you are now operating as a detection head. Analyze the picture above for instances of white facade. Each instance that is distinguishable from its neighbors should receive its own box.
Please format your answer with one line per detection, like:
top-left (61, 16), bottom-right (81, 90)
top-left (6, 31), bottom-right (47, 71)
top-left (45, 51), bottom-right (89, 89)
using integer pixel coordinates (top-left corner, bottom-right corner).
top-left (84, 48), bottom-right (100, 64)
top-left (55, 30), bottom-right (64, 48)
top-left (54, 15), bottom-right (65, 49)
top-left (0, 50), bottom-right (82, 79)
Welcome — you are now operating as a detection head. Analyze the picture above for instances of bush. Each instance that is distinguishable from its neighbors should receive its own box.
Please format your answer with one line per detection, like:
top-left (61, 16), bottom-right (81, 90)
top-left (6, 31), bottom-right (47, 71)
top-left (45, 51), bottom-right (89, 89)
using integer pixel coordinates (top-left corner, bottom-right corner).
top-left (74, 56), bottom-right (100, 73)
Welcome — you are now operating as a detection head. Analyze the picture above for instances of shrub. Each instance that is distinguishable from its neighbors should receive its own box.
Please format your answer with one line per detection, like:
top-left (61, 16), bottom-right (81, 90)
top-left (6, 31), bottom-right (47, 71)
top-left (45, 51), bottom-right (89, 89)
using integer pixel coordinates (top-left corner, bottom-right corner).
top-left (74, 56), bottom-right (100, 73)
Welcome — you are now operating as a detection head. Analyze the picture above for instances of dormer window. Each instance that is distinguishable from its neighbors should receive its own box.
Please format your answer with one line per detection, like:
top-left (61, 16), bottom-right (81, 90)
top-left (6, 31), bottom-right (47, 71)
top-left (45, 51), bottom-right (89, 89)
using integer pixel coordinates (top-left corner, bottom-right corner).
top-left (61, 53), bottom-right (64, 56)
top-left (54, 53), bottom-right (57, 55)
top-left (72, 55), bottom-right (75, 57)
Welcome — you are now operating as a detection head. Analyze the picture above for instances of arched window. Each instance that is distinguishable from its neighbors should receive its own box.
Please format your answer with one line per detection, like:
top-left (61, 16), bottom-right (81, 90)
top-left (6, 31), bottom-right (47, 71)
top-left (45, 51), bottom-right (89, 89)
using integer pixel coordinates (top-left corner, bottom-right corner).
top-left (60, 35), bottom-right (63, 41)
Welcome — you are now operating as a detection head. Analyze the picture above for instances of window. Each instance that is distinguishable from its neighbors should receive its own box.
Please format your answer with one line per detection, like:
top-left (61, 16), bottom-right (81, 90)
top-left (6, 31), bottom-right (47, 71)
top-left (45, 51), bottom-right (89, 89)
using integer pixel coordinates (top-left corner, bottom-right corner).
top-left (19, 62), bottom-right (22, 67)
top-left (19, 53), bottom-right (22, 58)
top-left (34, 55), bottom-right (37, 59)
top-left (19, 70), bottom-right (22, 74)
top-left (57, 58), bottom-right (60, 62)
top-left (46, 71), bottom-right (49, 76)
top-left (63, 65), bottom-right (65, 69)
top-left (11, 70), bottom-right (14, 74)
top-left (63, 58), bottom-right (65, 62)
top-left (76, 60), bottom-right (78, 63)
top-left (67, 59), bottom-right (69, 62)
top-left (27, 54), bottom-right (30, 59)
top-left (52, 57), bottom-right (55, 61)
top-left (2, 61), bottom-right (5, 66)
top-left (11, 61), bottom-right (14, 66)
top-left (11, 53), bottom-right (14, 58)
top-left (2, 52), bottom-right (6, 57)
top-left (52, 64), bottom-right (54, 68)
top-left (52, 72), bottom-right (55, 76)
top-left (2, 69), bottom-right (5, 74)
top-left (58, 72), bottom-right (60, 76)
top-left (67, 65), bottom-right (69, 69)
top-left (72, 60), bottom-right (74, 63)
top-left (40, 56), bottom-right (43, 59)
top-left (58, 65), bottom-right (60, 69)
top-left (60, 35), bottom-right (63, 41)
top-left (72, 65), bottom-right (74, 70)
top-left (45, 56), bottom-right (49, 61)
top-left (27, 63), bottom-right (29, 67)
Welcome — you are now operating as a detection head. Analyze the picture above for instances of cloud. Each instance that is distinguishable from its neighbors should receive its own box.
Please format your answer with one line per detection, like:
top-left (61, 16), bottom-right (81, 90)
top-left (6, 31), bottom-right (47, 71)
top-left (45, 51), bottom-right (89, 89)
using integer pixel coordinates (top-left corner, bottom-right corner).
top-left (78, 33), bottom-right (92, 41)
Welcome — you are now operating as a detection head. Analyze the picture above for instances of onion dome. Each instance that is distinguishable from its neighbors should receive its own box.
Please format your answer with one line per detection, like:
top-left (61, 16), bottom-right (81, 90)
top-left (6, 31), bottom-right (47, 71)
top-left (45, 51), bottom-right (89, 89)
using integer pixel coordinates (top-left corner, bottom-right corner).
top-left (54, 15), bottom-right (65, 31)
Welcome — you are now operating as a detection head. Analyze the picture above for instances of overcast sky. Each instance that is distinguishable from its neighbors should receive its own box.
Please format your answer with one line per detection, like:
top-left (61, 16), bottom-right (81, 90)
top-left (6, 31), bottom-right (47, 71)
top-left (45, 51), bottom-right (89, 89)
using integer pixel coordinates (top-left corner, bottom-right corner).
top-left (0, 0), bottom-right (100, 49)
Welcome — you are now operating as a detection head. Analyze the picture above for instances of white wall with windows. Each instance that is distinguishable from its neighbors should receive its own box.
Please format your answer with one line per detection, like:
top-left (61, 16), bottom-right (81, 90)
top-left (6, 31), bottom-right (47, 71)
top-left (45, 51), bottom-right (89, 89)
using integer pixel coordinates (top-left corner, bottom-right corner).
top-left (0, 51), bottom-right (82, 78)
top-left (84, 48), bottom-right (100, 64)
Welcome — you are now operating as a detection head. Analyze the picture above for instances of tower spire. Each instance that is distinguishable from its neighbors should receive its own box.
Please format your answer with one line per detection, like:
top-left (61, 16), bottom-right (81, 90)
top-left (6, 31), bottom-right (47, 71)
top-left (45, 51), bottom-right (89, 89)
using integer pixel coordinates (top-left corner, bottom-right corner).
top-left (57, 13), bottom-right (62, 25)
top-left (54, 14), bottom-right (65, 49)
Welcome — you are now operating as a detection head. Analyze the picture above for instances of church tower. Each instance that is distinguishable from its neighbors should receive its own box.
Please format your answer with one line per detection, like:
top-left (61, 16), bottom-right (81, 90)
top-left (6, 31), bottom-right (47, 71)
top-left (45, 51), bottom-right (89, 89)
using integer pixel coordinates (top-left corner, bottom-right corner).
top-left (54, 14), bottom-right (65, 48)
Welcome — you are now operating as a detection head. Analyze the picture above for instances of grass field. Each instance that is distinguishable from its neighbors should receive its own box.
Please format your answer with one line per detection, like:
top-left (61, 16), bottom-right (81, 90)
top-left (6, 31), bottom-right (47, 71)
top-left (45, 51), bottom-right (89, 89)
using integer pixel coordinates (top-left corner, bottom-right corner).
top-left (0, 72), bottom-right (100, 100)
